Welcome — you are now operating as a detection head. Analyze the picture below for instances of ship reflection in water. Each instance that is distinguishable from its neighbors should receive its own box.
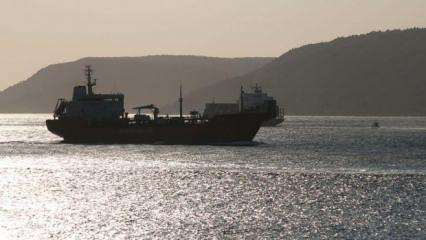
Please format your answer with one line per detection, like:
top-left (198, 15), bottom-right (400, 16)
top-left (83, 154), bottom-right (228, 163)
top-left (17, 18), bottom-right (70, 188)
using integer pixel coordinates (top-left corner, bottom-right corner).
top-left (46, 66), bottom-right (268, 144)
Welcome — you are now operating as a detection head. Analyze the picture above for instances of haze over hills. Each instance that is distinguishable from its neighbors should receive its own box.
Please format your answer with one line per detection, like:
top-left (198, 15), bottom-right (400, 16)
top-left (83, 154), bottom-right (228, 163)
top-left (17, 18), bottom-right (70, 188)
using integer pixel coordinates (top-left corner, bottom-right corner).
top-left (1, 28), bottom-right (425, 116)
top-left (0, 56), bottom-right (273, 113)
top-left (164, 28), bottom-right (426, 116)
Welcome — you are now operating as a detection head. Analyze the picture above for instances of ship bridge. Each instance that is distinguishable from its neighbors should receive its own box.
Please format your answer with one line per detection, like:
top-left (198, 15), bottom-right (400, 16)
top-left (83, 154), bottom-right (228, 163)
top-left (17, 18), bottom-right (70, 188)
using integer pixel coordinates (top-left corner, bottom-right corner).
top-left (54, 65), bottom-right (125, 121)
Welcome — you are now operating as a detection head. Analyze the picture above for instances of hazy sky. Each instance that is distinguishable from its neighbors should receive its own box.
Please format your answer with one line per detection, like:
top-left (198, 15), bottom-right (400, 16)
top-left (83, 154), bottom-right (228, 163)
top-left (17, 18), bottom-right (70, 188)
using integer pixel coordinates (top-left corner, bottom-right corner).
top-left (1, 0), bottom-right (425, 90)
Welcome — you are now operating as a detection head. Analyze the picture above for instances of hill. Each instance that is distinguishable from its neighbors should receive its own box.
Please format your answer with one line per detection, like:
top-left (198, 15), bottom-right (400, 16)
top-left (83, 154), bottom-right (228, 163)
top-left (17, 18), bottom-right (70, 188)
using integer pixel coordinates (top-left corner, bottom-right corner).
top-left (0, 56), bottom-right (273, 113)
top-left (165, 28), bottom-right (426, 116)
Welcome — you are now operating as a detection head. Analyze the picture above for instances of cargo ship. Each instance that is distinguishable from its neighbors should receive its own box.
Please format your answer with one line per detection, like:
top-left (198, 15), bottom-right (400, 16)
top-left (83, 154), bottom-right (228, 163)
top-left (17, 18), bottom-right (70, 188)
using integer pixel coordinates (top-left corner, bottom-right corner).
top-left (46, 66), bottom-right (267, 144)
top-left (203, 84), bottom-right (284, 126)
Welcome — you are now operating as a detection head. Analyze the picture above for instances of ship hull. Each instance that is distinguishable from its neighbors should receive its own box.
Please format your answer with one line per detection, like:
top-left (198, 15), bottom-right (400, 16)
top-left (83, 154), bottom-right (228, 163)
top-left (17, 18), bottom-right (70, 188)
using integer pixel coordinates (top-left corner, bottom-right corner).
top-left (46, 113), bottom-right (265, 145)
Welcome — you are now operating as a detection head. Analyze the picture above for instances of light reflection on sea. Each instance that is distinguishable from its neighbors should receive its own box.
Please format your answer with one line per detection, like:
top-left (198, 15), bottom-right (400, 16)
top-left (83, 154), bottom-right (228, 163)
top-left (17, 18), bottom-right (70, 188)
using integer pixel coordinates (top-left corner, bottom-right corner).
top-left (0, 114), bottom-right (425, 239)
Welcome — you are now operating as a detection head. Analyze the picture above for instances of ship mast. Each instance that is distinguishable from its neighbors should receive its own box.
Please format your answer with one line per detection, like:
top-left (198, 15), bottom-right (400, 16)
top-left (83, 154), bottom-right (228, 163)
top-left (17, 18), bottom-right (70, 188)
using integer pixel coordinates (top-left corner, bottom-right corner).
top-left (240, 85), bottom-right (244, 112)
top-left (179, 84), bottom-right (183, 118)
top-left (85, 65), bottom-right (96, 95)
top-left (252, 83), bottom-right (262, 94)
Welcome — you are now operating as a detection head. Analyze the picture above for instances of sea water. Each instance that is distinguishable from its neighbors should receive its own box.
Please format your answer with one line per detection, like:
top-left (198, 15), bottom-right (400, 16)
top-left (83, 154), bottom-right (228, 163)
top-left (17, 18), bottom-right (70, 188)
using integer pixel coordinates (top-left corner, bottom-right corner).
top-left (0, 114), bottom-right (425, 239)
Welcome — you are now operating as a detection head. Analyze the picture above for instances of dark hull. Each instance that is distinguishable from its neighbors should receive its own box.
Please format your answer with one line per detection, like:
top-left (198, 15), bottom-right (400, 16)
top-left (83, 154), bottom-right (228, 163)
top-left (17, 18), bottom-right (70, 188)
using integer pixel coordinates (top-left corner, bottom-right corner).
top-left (46, 113), bottom-right (265, 145)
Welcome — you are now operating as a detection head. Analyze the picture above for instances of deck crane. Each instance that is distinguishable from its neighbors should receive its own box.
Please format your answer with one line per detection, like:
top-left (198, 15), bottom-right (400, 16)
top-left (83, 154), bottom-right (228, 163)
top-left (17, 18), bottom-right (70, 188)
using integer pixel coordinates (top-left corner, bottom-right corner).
top-left (133, 104), bottom-right (160, 120)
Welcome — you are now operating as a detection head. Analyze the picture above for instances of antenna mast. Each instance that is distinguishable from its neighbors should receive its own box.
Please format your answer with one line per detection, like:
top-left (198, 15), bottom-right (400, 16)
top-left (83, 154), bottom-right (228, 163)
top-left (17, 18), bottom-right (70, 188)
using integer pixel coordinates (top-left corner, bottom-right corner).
top-left (179, 84), bottom-right (183, 118)
top-left (240, 85), bottom-right (244, 112)
top-left (85, 65), bottom-right (96, 95)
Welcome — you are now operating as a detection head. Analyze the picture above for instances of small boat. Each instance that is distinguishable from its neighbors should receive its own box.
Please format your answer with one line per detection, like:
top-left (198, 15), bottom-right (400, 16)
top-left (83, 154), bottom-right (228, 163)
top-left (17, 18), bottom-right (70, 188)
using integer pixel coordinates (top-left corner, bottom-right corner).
top-left (371, 121), bottom-right (380, 128)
